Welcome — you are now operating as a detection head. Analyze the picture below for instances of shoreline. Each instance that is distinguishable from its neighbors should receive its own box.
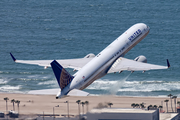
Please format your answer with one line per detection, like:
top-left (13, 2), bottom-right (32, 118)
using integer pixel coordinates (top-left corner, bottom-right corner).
top-left (0, 91), bottom-right (173, 98)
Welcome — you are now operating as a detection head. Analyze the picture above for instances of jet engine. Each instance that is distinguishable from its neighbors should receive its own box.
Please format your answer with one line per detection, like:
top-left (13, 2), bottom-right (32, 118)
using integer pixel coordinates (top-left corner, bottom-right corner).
top-left (134, 55), bottom-right (147, 63)
top-left (84, 53), bottom-right (95, 58)
top-left (132, 55), bottom-right (147, 73)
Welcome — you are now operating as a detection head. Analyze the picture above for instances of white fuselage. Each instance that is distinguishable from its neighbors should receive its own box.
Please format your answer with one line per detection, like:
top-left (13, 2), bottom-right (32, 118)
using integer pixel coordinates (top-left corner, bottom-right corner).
top-left (58, 23), bottom-right (150, 98)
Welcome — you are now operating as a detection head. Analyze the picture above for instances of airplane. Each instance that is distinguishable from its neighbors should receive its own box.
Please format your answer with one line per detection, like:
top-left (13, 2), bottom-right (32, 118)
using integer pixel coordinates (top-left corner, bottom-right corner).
top-left (10, 23), bottom-right (170, 99)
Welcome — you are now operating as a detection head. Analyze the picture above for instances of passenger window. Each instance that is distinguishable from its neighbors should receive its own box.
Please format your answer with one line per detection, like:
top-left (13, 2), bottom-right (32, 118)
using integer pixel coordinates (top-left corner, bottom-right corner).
top-left (97, 53), bottom-right (101, 57)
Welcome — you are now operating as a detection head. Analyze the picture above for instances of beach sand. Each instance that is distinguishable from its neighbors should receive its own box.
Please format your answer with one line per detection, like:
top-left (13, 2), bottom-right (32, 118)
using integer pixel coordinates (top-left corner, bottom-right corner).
top-left (0, 93), bottom-right (178, 117)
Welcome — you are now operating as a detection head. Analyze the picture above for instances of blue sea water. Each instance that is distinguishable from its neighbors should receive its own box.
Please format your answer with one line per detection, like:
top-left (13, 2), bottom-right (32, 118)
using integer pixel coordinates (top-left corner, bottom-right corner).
top-left (0, 0), bottom-right (180, 97)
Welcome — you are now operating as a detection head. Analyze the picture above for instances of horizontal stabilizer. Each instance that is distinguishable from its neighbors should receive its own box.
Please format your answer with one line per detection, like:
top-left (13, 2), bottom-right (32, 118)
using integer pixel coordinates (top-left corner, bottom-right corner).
top-left (28, 89), bottom-right (60, 95)
top-left (67, 89), bottom-right (89, 96)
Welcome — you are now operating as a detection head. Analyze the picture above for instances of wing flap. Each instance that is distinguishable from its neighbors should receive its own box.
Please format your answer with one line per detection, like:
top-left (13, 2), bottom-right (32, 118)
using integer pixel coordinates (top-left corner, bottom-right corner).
top-left (108, 57), bottom-right (168, 73)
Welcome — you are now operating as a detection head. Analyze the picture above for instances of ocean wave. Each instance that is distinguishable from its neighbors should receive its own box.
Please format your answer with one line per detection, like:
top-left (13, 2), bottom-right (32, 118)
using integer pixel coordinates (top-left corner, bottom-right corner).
top-left (38, 80), bottom-right (56, 85)
top-left (27, 74), bottom-right (52, 79)
top-left (17, 74), bottom-right (53, 81)
top-left (93, 80), bottom-right (117, 84)
top-left (0, 70), bottom-right (50, 75)
top-left (0, 85), bottom-right (22, 92)
top-left (86, 79), bottom-right (180, 94)
top-left (0, 79), bottom-right (8, 84)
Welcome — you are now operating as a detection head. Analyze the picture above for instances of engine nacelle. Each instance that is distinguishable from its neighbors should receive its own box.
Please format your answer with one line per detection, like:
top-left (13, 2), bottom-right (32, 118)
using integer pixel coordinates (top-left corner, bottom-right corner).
top-left (84, 53), bottom-right (95, 58)
top-left (134, 55), bottom-right (147, 63)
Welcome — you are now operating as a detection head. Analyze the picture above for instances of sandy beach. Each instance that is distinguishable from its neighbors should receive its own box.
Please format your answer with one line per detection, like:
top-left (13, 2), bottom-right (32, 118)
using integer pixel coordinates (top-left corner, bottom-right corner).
top-left (0, 93), bottom-right (178, 117)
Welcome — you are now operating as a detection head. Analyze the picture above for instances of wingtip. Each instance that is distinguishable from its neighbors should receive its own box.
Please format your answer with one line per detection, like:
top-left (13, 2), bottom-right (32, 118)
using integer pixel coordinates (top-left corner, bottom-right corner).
top-left (167, 59), bottom-right (170, 68)
top-left (10, 53), bottom-right (16, 62)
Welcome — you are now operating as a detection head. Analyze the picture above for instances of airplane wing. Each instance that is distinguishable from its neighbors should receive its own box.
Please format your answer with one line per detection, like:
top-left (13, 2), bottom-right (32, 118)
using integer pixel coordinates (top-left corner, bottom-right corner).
top-left (10, 53), bottom-right (95, 70)
top-left (108, 57), bottom-right (170, 73)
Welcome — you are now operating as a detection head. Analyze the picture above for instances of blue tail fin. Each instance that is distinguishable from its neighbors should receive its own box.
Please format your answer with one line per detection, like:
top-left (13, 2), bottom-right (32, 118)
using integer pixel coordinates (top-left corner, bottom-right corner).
top-left (50, 60), bottom-right (74, 90)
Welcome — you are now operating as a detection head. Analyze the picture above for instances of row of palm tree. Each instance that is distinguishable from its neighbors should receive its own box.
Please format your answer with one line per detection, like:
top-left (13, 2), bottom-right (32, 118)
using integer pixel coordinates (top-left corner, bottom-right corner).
top-left (164, 94), bottom-right (178, 113)
top-left (3, 97), bottom-right (20, 114)
top-left (147, 105), bottom-right (162, 110)
top-left (76, 100), bottom-right (89, 115)
top-left (131, 103), bottom-right (163, 111)
top-left (131, 103), bottom-right (145, 108)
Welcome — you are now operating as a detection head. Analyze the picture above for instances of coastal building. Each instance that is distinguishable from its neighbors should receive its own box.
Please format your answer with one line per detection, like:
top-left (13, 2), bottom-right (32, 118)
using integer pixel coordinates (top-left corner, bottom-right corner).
top-left (177, 106), bottom-right (180, 114)
top-left (86, 108), bottom-right (179, 120)
top-left (87, 108), bottom-right (159, 120)
top-left (0, 112), bottom-right (4, 118)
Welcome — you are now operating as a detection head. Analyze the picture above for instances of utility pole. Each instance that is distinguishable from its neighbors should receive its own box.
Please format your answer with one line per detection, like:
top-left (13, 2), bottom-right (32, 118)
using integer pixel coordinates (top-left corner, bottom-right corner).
top-left (65, 101), bottom-right (69, 118)
top-left (53, 107), bottom-right (55, 120)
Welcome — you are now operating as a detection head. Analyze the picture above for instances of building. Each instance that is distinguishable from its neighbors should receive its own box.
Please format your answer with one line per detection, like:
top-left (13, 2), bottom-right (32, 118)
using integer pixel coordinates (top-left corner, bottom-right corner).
top-left (87, 108), bottom-right (179, 120)
top-left (0, 112), bottom-right (4, 118)
top-left (87, 108), bottom-right (159, 120)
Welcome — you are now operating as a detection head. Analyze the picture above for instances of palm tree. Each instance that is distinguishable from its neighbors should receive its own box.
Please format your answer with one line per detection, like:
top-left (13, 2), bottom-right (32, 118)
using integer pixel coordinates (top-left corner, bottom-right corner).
top-left (148, 105), bottom-right (153, 108)
top-left (4, 97), bottom-right (9, 114)
top-left (135, 104), bottom-right (139, 108)
top-left (107, 102), bottom-right (113, 108)
top-left (148, 105), bottom-right (152, 110)
top-left (153, 105), bottom-right (157, 109)
top-left (168, 94), bottom-right (173, 112)
top-left (164, 99), bottom-right (169, 113)
top-left (159, 105), bottom-right (163, 111)
top-left (140, 103), bottom-right (145, 109)
top-left (131, 103), bottom-right (136, 108)
top-left (85, 101), bottom-right (89, 113)
top-left (76, 100), bottom-right (81, 117)
top-left (172, 96), bottom-right (177, 112)
top-left (81, 102), bottom-right (85, 115)
top-left (11, 99), bottom-right (16, 111)
top-left (177, 101), bottom-right (180, 107)
top-left (15, 100), bottom-right (20, 113)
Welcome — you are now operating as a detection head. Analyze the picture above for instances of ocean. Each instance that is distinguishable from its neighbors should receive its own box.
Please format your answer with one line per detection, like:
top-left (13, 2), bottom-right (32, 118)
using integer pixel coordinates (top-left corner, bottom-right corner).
top-left (0, 0), bottom-right (180, 97)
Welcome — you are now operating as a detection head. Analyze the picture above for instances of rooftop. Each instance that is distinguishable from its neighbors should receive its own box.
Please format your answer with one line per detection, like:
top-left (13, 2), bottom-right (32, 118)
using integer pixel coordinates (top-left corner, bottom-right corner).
top-left (90, 108), bottom-right (156, 113)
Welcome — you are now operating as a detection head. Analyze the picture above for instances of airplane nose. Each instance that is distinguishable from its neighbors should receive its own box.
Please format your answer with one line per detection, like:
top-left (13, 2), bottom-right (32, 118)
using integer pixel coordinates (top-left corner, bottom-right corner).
top-left (147, 25), bottom-right (150, 30)
top-left (145, 25), bottom-right (150, 32)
